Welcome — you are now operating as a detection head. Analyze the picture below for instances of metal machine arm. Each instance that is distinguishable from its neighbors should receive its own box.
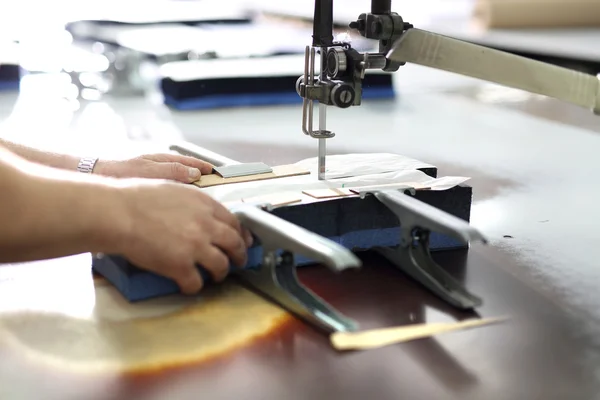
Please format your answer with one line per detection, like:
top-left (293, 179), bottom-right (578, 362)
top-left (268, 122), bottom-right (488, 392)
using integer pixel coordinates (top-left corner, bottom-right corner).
top-left (296, 0), bottom-right (412, 179)
top-left (299, 0), bottom-right (600, 112)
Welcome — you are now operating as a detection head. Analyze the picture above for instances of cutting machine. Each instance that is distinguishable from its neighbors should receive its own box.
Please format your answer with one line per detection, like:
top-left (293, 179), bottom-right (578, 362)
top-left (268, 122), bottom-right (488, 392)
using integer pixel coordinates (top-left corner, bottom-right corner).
top-left (296, 0), bottom-right (600, 179)
top-left (94, 0), bottom-right (600, 336)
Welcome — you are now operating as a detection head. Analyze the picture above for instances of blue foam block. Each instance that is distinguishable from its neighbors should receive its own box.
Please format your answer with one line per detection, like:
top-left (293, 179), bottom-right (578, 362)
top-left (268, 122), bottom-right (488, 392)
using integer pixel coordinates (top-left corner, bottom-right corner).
top-left (93, 228), bottom-right (463, 302)
top-left (92, 185), bottom-right (473, 302)
top-left (163, 86), bottom-right (396, 111)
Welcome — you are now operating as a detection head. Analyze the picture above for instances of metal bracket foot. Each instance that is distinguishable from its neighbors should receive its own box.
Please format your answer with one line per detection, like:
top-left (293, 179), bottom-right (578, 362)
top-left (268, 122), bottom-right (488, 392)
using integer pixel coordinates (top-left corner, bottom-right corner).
top-left (357, 187), bottom-right (488, 310)
top-left (231, 204), bottom-right (362, 333)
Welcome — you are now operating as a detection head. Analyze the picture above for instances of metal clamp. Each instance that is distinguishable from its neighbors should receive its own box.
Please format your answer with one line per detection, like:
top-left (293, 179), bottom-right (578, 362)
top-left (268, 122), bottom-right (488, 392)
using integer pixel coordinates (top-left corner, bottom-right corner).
top-left (170, 143), bottom-right (361, 332)
top-left (230, 203), bottom-right (362, 333)
top-left (357, 187), bottom-right (488, 310)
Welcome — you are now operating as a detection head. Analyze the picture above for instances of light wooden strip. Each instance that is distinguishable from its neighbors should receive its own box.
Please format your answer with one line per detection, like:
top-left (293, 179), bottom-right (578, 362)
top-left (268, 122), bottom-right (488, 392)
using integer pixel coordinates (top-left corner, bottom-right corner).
top-left (348, 181), bottom-right (430, 194)
top-left (192, 165), bottom-right (309, 188)
top-left (302, 188), bottom-right (355, 199)
top-left (296, 182), bottom-right (430, 201)
top-left (330, 317), bottom-right (508, 351)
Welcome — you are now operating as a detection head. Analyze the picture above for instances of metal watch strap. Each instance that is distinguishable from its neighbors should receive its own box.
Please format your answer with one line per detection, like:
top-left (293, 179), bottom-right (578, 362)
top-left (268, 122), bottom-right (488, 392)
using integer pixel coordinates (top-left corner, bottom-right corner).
top-left (77, 157), bottom-right (98, 174)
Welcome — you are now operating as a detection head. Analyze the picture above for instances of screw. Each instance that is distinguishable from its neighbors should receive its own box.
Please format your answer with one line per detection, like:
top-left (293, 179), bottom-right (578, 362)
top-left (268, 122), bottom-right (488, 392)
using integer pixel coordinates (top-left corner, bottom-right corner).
top-left (349, 20), bottom-right (365, 31)
top-left (340, 90), bottom-right (352, 104)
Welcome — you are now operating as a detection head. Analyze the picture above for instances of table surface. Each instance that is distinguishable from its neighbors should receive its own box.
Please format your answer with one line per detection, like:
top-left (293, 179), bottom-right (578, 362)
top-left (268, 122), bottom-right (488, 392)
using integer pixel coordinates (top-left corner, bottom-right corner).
top-left (1, 59), bottom-right (600, 399)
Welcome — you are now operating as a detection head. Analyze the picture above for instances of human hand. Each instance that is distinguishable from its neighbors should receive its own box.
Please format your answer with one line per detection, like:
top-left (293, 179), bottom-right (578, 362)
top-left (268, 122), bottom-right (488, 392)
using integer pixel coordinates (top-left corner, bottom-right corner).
top-left (115, 180), bottom-right (253, 294)
top-left (94, 153), bottom-right (213, 183)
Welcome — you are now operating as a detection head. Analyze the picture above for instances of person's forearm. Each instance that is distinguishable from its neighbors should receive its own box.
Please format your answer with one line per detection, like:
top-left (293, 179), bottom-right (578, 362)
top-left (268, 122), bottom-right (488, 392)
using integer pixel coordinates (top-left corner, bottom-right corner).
top-left (0, 138), bottom-right (81, 171)
top-left (0, 146), bottom-right (131, 262)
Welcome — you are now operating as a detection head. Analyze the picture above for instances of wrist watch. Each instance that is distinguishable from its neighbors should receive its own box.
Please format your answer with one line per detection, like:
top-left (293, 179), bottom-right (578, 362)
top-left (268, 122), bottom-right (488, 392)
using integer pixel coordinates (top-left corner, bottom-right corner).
top-left (77, 157), bottom-right (99, 174)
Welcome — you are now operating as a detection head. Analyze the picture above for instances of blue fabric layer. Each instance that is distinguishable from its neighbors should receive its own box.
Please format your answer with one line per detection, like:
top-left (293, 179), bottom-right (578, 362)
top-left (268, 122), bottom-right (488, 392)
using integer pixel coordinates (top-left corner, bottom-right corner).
top-left (163, 87), bottom-right (396, 110)
top-left (92, 227), bottom-right (465, 302)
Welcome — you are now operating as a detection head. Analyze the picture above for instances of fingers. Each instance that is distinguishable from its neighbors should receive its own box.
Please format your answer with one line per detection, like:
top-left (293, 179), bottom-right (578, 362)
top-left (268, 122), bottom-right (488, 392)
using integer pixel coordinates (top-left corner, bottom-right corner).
top-left (147, 162), bottom-right (202, 183)
top-left (209, 221), bottom-right (249, 268)
top-left (175, 224), bottom-right (247, 291)
top-left (210, 198), bottom-right (244, 235)
top-left (144, 153), bottom-right (214, 175)
top-left (195, 246), bottom-right (231, 282)
top-left (216, 206), bottom-right (253, 247)
top-left (242, 227), bottom-right (254, 247)
top-left (200, 193), bottom-right (254, 248)
top-left (166, 261), bottom-right (205, 295)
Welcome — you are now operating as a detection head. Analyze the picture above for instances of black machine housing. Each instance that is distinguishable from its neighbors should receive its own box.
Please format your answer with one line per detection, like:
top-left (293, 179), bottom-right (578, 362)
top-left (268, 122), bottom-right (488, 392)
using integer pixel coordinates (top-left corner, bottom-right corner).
top-left (296, 0), bottom-right (412, 109)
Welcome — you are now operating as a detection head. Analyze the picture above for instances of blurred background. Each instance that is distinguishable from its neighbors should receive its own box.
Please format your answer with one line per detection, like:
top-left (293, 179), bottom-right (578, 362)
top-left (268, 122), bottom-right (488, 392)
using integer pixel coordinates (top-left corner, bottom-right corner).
top-left (0, 0), bottom-right (599, 161)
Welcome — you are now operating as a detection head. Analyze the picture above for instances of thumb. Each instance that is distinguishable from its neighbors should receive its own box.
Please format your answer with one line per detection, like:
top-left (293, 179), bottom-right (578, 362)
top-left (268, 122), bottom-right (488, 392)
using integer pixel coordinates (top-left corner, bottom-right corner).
top-left (152, 162), bottom-right (202, 183)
